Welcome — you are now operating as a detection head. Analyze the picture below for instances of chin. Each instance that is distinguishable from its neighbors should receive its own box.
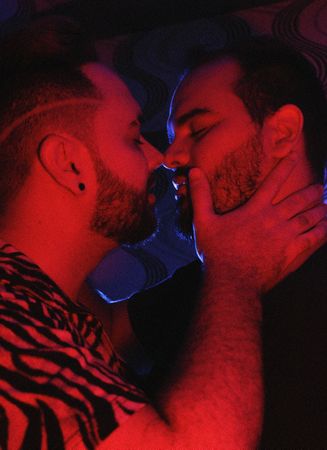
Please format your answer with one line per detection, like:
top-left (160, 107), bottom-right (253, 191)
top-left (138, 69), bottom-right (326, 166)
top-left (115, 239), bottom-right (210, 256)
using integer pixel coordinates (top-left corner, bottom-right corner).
top-left (213, 191), bottom-right (256, 215)
top-left (120, 208), bottom-right (159, 246)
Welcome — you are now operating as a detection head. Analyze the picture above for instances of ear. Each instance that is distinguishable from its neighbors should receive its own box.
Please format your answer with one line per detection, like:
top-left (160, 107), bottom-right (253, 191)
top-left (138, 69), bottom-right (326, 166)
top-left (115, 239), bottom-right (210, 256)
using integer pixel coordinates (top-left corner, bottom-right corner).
top-left (262, 104), bottom-right (304, 158)
top-left (37, 134), bottom-right (89, 195)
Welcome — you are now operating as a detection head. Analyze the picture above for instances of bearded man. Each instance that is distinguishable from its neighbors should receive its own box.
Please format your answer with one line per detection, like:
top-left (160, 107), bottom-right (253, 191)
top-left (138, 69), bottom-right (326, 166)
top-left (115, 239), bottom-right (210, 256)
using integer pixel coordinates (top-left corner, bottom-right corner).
top-left (0, 19), bottom-right (326, 449)
top-left (162, 38), bottom-right (327, 448)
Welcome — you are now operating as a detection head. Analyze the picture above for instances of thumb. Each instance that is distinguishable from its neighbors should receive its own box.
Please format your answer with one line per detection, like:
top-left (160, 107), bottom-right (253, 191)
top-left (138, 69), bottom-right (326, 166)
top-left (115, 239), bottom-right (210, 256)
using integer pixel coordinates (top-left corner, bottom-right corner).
top-left (189, 167), bottom-right (214, 222)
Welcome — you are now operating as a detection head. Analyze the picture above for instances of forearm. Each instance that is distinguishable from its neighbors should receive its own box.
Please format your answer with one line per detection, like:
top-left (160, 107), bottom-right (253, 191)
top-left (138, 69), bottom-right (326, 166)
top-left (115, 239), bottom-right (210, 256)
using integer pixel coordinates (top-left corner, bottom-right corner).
top-left (157, 266), bottom-right (263, 448)
top-left (103, 271), bottom-right (263, 449)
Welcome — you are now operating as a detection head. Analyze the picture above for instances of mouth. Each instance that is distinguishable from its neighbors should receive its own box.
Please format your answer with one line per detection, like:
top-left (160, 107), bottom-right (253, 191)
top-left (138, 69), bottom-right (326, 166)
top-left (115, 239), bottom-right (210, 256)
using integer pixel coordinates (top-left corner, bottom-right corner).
top-left (172, 172), bottom-right (189, 199)
top-left (172, 171), bottom-right (194, 239)
top-left (147, 170), bottom-right (162, 205)
top-left (175, 184), bottom-right (188, 199)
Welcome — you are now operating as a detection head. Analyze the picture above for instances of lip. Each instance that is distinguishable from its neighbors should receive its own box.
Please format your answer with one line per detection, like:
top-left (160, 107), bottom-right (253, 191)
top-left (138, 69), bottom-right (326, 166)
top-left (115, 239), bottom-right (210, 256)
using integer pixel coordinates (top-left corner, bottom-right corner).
top-left (148, 192), bottom-right (156, 204)
top-left (172, 174), bottom-right (188, 191)
top-left (175, 184), bottom-right (188, 197)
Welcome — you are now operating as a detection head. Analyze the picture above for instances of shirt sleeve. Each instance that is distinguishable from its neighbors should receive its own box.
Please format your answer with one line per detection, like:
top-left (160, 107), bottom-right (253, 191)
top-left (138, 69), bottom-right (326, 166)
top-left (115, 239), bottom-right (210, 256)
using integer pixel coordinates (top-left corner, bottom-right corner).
top-left (0, 288), bottom-right (148, 450)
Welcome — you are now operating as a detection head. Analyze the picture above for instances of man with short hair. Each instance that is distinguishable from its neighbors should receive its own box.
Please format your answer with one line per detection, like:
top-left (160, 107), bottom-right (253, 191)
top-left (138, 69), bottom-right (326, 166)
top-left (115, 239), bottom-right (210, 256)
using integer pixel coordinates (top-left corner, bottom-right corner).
top-left (164, 38), bottom-right (327, 447)
top-left (0, 20), bottom-right (326, 448)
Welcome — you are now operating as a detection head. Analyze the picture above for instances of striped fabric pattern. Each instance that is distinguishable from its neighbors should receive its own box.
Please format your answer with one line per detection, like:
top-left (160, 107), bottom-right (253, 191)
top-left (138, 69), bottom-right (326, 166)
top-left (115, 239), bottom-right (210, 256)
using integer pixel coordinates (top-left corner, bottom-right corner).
top-left (0, 242), bottom-right (147, 449)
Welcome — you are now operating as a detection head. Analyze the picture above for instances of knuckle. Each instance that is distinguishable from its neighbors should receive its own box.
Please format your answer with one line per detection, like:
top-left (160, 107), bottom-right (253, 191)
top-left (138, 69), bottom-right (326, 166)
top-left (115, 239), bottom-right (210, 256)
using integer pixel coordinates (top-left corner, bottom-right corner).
top-left (294, 186), bottom-right (319, 209)
top-left (277, 198), bottom-right (297, 219)
top-left (300, 219), bottom-right (327, 249)
top-left (296, 213), bottom-right (310, 228)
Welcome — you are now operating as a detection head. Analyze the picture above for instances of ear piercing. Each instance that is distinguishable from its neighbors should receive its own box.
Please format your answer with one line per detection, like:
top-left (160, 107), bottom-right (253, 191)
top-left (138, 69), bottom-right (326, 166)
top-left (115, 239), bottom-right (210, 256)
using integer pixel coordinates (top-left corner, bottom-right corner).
top-left (79, 183), bottom-right (85, 191)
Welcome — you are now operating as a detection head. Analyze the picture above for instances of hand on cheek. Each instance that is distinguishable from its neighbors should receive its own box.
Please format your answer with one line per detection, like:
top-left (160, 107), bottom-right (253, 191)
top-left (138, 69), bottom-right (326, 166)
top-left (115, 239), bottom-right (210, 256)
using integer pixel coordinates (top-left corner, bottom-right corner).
top-left (189, 155), bottom-right (327, 293)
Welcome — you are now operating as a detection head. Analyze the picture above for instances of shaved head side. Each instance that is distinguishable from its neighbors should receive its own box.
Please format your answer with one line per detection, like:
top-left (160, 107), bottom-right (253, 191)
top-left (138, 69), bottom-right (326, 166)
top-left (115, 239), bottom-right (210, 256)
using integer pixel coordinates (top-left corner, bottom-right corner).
top-left (0, 61), bottom-right (103, 213)
top-left (0, 15), bottom-right (104, 213)
top-left (0, 102), bottom-right (101, 212)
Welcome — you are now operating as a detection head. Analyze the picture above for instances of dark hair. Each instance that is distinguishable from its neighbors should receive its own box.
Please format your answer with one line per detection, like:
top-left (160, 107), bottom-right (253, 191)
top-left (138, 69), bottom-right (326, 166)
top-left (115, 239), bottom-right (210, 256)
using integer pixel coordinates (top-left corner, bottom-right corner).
top-left (189, 37), bottom-right (327, 182)
top-left (0, 16), bottom-right (101, 212)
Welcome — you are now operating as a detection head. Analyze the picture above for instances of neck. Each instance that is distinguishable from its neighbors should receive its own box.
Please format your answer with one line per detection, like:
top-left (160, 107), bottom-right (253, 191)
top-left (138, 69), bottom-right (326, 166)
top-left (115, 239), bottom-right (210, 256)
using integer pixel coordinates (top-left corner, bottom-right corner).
top-left (272, 154), bottom-right (316, 204)
top-left (0, 201), bottom-right (117, 301)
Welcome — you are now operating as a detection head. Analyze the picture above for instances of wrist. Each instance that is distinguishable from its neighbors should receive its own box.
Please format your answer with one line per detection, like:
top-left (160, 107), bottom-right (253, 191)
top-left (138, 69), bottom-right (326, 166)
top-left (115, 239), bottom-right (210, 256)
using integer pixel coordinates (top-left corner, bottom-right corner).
top-left (203, 256), bottom-right (262, 295)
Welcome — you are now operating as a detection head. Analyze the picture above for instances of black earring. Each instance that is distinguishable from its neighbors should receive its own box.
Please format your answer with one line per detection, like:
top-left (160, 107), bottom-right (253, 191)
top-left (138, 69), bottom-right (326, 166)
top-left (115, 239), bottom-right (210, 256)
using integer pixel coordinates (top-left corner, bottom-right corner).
top-left (79, 183), bottom-right (85, 191)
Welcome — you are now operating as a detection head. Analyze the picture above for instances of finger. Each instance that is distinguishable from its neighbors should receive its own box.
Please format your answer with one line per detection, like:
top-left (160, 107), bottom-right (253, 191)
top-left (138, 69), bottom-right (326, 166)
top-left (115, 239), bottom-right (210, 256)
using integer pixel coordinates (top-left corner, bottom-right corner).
top-left (291, 203), bottom-right (327, 233)
top-left (277, 184), bottom-right (325, 220)
top-left (189, 167), bottom-right (214, 221)
top-left (277, 218), bottom-right (327, 281)
top-left (292, 217), bottom-right (327, 256)
top-left (254, 153), bottom-right (298, 204)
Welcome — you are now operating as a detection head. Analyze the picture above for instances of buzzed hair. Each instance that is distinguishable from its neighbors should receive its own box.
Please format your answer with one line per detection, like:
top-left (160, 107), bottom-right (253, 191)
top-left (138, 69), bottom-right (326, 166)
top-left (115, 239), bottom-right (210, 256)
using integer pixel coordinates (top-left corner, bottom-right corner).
top-left (188, 37), bottom-right (327, 182)
top-left (0, 16), bottom-right (102, 212)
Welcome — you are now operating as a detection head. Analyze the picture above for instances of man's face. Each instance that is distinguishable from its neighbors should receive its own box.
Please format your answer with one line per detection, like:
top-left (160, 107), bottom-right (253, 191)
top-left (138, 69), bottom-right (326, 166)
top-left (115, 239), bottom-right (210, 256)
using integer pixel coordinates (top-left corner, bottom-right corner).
top-left (165, 59), bottom-right (268, 237)
top-left (83, 64), bottom-right (162, 244)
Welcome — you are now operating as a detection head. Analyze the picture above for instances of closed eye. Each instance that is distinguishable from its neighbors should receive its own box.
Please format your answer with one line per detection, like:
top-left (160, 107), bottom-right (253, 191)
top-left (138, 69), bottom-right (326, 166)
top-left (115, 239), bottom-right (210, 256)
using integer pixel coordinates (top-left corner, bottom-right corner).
top-left (190, 127), bottom-right (211, 140)
top-left (190, 120), bottom-right (222, 141)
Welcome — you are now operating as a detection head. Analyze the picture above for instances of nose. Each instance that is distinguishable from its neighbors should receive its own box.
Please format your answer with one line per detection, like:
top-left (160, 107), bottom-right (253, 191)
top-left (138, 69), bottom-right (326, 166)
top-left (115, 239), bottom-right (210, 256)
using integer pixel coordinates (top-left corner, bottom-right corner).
top-left (164, 141), bottom-right (190, 170)
top-left (142, 139), bottom-right (164, 171)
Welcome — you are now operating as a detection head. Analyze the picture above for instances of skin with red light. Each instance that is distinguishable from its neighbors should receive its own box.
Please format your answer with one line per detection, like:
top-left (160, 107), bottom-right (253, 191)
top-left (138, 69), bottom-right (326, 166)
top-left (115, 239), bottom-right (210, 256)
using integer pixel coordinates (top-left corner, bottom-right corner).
top-left (167, 59), bottom-right (312, 211)
top-left (103, 157), bottom-right (327, 449)
top-left (1, 60), bottom-right (327, 448)
top-left (165, 58), bottom-right (327, 274)
top-left (0, 63), bottom-right (162, 301)
top-left (101, 62), bottom-right (326, 447)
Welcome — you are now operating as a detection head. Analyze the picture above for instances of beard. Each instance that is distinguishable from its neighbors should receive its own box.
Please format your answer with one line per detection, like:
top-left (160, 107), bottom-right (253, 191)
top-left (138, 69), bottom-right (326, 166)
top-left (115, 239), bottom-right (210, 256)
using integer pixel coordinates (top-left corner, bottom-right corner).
top-left (90, 157), bottom-right (157, 245)
top-left (176, 132), bottom-right (264, 239)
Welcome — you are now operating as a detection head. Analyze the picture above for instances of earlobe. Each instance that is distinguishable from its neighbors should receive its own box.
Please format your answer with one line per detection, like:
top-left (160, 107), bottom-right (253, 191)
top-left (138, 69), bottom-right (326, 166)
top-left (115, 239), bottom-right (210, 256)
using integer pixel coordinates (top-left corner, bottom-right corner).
top-left (264, 104), bottom-right (304, 158)
top-left (38, 134), bottom-right (86, 195)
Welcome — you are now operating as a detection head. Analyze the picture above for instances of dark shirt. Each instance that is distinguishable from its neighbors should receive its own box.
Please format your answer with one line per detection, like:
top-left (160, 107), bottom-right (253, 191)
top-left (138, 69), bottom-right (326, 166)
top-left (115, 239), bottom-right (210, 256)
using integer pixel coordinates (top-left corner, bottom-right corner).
top-left (0, 241), bottom-right (147, 449)
top-left (260, 244), bottom-right (327, 449)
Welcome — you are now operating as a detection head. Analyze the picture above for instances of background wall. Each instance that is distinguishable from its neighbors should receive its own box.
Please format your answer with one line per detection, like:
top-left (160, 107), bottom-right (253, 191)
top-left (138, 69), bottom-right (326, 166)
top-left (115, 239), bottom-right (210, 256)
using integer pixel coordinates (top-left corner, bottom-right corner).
top-left (1, 0), bottom-right (326, 300)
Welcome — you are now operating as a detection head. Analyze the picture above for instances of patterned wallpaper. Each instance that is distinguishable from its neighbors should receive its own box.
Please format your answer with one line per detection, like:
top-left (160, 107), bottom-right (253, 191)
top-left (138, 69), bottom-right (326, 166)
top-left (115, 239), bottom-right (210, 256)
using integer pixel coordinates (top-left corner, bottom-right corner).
top-left (1, 0), bottom-right (326, 301)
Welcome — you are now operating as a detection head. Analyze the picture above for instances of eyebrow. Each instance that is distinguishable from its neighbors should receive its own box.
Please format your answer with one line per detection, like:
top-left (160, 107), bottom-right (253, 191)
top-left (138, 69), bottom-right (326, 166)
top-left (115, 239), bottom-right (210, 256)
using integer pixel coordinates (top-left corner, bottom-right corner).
top-left (174, 107), bottom-right (212, 126)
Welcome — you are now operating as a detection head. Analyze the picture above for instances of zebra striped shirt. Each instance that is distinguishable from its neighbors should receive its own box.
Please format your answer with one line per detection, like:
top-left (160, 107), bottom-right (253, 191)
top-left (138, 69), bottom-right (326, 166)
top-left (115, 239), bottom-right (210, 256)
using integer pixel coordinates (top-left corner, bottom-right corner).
top-left (0, 242), bottom-right (147, 449)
